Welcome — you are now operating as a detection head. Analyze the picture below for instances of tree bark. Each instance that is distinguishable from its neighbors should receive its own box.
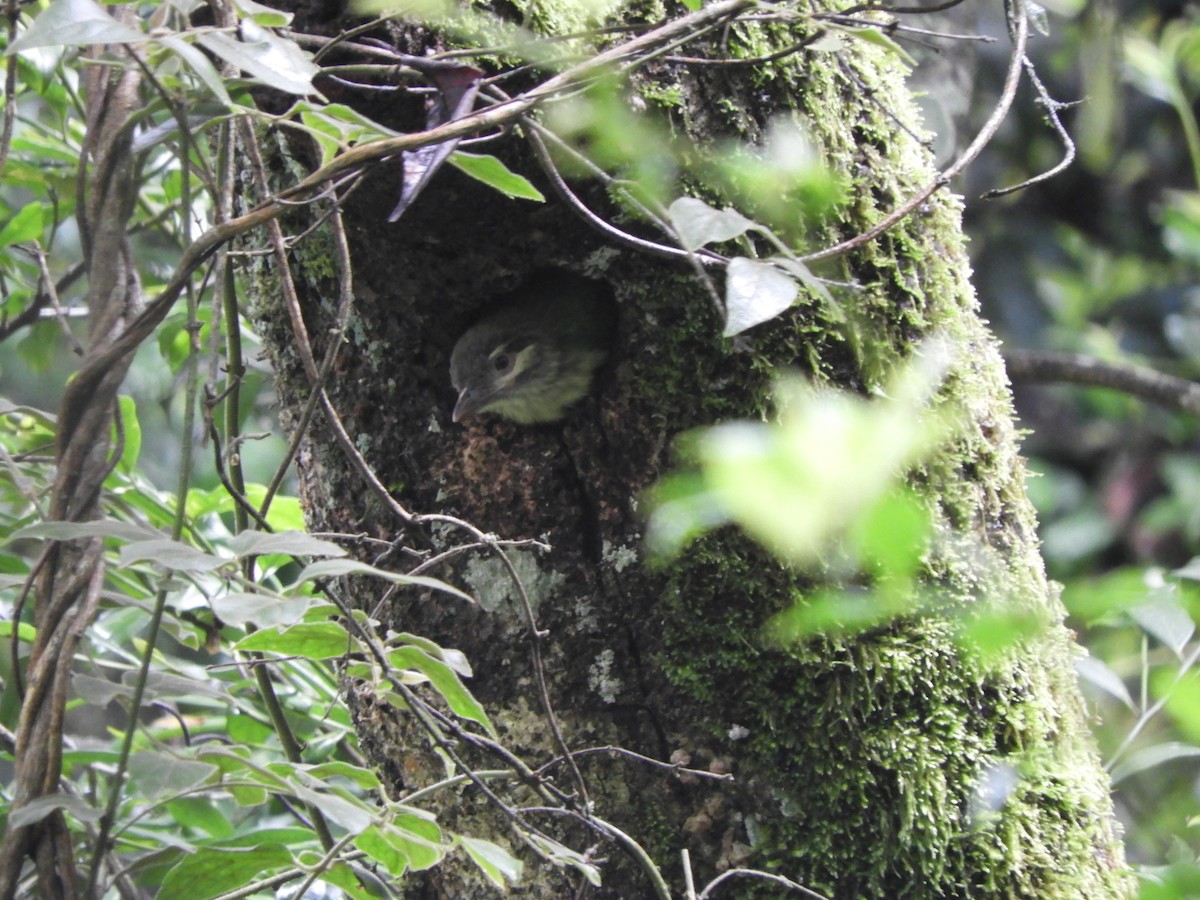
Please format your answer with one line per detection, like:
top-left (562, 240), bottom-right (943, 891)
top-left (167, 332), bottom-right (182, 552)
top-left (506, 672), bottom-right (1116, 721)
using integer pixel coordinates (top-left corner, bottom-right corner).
top-left (250, 3), bottom-right (1130, 897)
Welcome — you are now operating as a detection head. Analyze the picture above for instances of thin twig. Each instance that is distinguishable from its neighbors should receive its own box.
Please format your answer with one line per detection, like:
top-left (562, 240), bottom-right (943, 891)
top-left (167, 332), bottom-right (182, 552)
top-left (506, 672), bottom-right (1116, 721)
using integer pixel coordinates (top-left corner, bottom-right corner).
top-left (801, 0), bottom-right (1029, 263)
top-left (0, 0), bottom-right (18, 179)
top-left (980, 55), bottom-right (1080, 199)
top-left (698, 867), bottom-right (831, 900)
top-left (534, 744), bottom-right (735, 782)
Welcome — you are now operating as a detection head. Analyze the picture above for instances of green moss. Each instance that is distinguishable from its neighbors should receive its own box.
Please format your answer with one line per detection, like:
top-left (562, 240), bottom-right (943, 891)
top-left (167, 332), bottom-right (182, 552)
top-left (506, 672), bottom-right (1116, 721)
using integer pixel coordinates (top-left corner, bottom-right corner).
top-left (635, 14), bottom-right (1130, 898)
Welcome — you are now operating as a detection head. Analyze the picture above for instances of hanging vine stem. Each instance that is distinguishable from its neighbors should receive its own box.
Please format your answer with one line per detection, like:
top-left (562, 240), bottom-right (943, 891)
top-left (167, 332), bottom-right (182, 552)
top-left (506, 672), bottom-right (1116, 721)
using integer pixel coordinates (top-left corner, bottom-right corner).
top-left (800, 0), bottom-right (1030, 262)
top-left (319, 580), bottom-right (678, 886)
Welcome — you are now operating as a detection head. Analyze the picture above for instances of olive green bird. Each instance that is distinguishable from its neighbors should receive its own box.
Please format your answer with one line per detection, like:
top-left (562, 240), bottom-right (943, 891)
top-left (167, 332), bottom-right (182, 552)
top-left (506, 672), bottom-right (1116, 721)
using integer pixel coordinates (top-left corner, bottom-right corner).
top-left (450, 271), bottom-right (616, 424)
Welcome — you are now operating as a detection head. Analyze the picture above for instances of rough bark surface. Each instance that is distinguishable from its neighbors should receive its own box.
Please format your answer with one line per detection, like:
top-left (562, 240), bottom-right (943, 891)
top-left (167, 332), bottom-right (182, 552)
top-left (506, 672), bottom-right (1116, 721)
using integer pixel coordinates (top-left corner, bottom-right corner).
top-left (249, 3), bottom-right (1129, 897)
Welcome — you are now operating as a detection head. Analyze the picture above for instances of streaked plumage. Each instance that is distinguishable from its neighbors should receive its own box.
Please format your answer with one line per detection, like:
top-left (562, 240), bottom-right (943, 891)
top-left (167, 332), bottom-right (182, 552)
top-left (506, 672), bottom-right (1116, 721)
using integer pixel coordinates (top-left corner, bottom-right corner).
top-left (450, 271), bottom-right (615, 424)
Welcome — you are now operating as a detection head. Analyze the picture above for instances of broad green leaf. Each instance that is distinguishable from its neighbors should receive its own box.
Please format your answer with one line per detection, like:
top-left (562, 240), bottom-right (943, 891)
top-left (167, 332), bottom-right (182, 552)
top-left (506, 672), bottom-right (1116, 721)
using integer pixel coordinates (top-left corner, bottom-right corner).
top-left (159, 844), bottom-right (293, 898)
top-left (73, 674), bottom-right (133, 706)
top-left (458, 835), bottom-right (524, 887)
top-left (227, 529), bottom-right (347, 559)
top-left (297, 558), bottom-right (474, 603)
top-left (291, 784), bottom-right (375, 832)
top-left (14, 518), bottom-right (158, 542)
top-left (128, 751), bottom-right (218, 799)
top-left (298, 101), bottom-right (398, 167)
top-left (157, 35), bottom-right (232, 106)
top-left (233, 0), bottom-right (293, 26)
top-left (210, 591), bottom-right (314, 627)
top-left (196, 23), bottom-right (316, 96)
top-left (1129, 589), bottom-right (1195, 657)
top-left (0, 620), bottom-right (37, 644)
top-left (356, 823), bottom-right (409, 877)
top-left (668, 197), bottom-right (753, 250)
top-left (826, 24), bottom-right (916, 67)
top-left (388, 645), bottom-right (495, 738)
top-left (7, 793), bottom-right (103, 828)
top-left (1075, 655), bottom-right (1135, 712)
top-left (115, 395), bottom-right (141, 474)
top-left (301, 760), bottom-right (382, 790)
top-left (392, 632), bottom-right (472, 677)
top-left (529, 833), bottom-right (601, 885)
top-left (0, 202), bottom-right (44, 246)
top-left (449, 152), bottom-right (545, 201)
top-left (1110, 742), bottom-right (1200, 785)
top-left (723, 257), bottom-right (798, 336)
top-left (8, 0), bottom-right (144, 52)
top-left (164, 797), bottom-right (235, 840)
top-left (119, 538), bottom-right (228, 572)
top-left (233, 621), bottom-right (361, 659)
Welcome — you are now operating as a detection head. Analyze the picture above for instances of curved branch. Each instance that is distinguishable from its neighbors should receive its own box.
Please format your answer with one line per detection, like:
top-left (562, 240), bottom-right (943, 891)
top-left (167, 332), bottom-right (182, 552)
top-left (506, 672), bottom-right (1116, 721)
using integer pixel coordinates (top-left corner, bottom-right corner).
top-left (1004, 349), bottom-right (1200, 417)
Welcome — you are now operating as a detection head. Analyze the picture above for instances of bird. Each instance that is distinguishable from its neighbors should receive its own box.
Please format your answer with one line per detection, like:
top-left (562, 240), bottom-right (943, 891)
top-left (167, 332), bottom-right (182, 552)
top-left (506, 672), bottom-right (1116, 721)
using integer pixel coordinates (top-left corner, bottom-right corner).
top-left (449, 270), bottom-right (616, 424)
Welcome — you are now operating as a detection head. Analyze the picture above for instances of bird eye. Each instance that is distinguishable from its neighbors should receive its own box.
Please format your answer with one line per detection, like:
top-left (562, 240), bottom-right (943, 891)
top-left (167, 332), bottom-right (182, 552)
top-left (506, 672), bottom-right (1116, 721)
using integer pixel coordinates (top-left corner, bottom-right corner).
top-left (493, 353), bottom-right (511, 372)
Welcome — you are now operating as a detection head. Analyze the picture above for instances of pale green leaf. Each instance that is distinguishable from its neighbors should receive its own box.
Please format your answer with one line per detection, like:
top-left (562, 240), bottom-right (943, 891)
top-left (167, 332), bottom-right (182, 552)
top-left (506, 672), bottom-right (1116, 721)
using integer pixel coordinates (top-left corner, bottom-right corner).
top-left (9, 0), bottom-right (143, 53)
top-left (0, 202), bottom-right (44, 246)
top-left (668, 197), bottom-right (754, 250)
top-left (449, 152), bottom-right (545, 201)
top-left (196, 23), bottom-right (316, 95)
top-left (458, 835), bottom-right (524, 887)
top-left (233, 622), bottom-right (362, 659)
top-left (723, 257), bottom-right (798, 336)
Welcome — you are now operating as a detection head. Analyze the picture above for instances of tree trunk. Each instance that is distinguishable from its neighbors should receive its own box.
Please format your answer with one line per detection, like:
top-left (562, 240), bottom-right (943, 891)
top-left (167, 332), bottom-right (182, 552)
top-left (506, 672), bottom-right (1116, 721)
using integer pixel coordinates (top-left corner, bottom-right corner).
top-left (250, 3), bottom-right (1129, 897)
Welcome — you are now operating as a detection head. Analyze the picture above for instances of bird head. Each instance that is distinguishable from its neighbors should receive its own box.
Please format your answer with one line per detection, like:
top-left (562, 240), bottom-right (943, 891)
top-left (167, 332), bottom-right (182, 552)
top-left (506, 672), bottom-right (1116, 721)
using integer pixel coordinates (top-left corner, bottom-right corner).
top-left (449, 272), bottom-right (614, 425)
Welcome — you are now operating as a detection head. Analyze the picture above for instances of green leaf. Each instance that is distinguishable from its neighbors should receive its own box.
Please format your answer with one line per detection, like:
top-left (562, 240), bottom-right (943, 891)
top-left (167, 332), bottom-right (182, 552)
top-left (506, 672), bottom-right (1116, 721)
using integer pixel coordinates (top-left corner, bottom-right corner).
top-left (0, 619), bottom-right (38, 644)
top-left (233, 622), bottom-right (362, 659)
top-left (388, 645), bottom-right (496, 738)
top-left (156, 35), bottom-right (232, 106)
top-left (13, 518), bottom-right (157, 542)
top-left (355, 823), bottom-right (409, 877)
top-left (7, 793), bottom-right (103, 828)
top-left (8, 0), bottom-right (144, 52)
top-left (0, 202), bottom-right (44, 246)
top-left (723, 257), bottom-right (798, 336)
top-left (195, 22), bottom-right (316, 95)
top-left (827, 24), bottom-right (917, 67)
top-left (1110, 742), bottom-right (1200, 786)
top-left (1130, 590), bottom-right (1195, 657)
top-left (233, 0), bottom-right (293, 26)
top-left (667, 197), bottom-right (753, 250)
top-left (297, 558), bottom-right (474, 603)
top-left (458, 835), bottom-right (524, 887)
top-left (128, 751), bottom-right (218, 799)
top-left (119, 538), bottom-right (228, 572)
top-left (448, 152), bottom-right (545, 201)
top-left (1074, 655), bottom-right (1135, 712)
top-left (164, 797), bottom-right (235, 840)
top-left (159, 844), bottom-right (292, 899)
top-left (115, 395), bottom-right (141, 474)
top-left (529, 833), bottom-right (601, 885)
top-left (210, 591), bottom-right (314, 628)
top-left (301, 760), bottom-right (382, 790)
top-left (297, 101), bottom-right (398, 167)
top-left (227, 530), bottom-right (347, 559)
top-left (392, 632), bottom-right (473, 677)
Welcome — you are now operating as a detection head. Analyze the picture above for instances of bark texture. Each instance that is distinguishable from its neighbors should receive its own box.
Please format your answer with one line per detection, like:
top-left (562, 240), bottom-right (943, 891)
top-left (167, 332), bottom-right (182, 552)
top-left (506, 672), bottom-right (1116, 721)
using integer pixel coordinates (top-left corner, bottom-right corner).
top-left (249, 2), bottom-right (1129, 897)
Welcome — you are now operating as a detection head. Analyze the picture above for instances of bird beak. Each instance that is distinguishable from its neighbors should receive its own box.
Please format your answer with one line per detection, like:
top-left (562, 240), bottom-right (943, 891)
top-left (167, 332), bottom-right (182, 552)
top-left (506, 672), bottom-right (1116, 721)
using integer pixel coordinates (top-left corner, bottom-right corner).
top-left (453, 388), bottom-right (485, 423)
